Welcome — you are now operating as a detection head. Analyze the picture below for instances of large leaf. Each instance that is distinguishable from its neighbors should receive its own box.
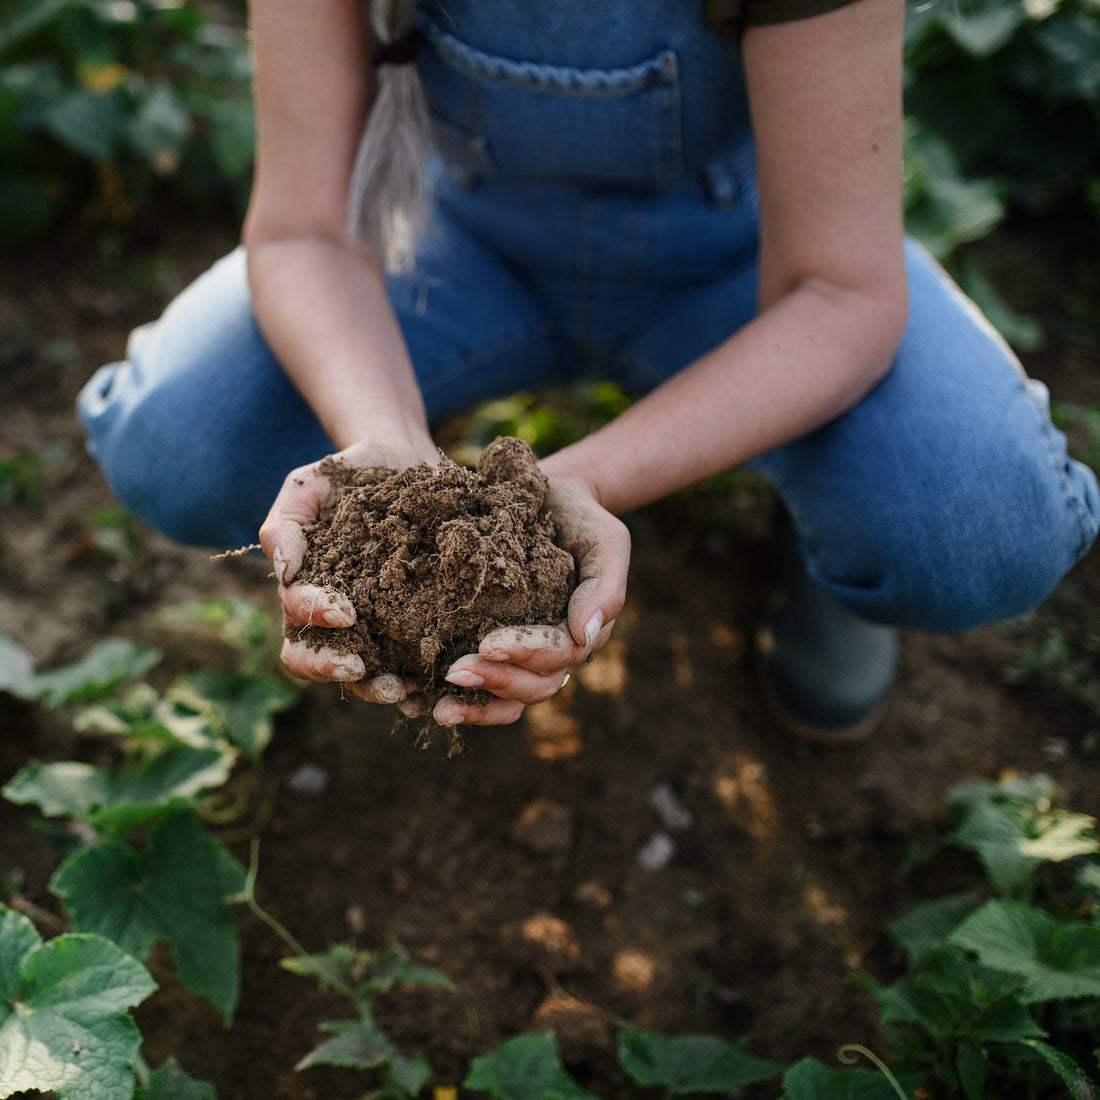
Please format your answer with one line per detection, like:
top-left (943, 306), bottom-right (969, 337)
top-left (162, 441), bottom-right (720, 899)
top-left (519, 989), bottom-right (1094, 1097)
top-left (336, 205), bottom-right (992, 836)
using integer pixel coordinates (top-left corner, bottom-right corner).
top-left (886, 891), bottom-right (980, 969)
top-left (38, 87), bottom-right (128, 161)
top-left (464, 1031), bottom-right (599, 1100)
top-left (904, 128), bottom-right (1004, 259)
top-left (0, 0), bottom-right (82, 57)
top-left (7, 638), bottom-right (162, 707)
top-left (618, 1028), bottom-right (781, 1094)
top-left (948, 775), bottom-right (1098, 893)
top-left (1014, 1039), bottom-right (1099, 1100)
top-left (948, 899), bottom-right (1100, 1003)
top-left (168, 671), bottom-right (296, 760)
top-left (3, 744), bottom-right (234, 833)
top-left (74, 682), bottom-right (220, 749)
top-left (0, 906), bottom-right (156, 1100)
top-left (50, 811), bottom-right (246, 1023)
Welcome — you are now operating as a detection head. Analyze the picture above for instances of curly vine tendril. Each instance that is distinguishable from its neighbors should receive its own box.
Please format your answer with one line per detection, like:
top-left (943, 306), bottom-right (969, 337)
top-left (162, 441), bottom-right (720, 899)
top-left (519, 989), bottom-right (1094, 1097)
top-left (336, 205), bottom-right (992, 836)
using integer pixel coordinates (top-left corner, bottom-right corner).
top-left (837, 1045), bottom-right (912, 1100)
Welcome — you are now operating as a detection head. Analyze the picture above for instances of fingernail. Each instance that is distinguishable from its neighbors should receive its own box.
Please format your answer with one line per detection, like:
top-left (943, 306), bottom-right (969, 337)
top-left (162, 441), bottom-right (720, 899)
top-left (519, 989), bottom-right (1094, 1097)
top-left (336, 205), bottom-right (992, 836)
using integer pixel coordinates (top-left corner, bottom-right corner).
top-left (272, 547), bottom-right (288, 585)
top-left (446, 668), bottom-right (484, 688)
top-left (323, 608), bottom-right (354, 628)
top-left (330, 656), bottom-right (365, 681)
top-left (436, 707), bottom-right (466, 727)
top-left (480, 648), bottom-right (510, 662)
top-left (584, 610), bottom-right (604, 649)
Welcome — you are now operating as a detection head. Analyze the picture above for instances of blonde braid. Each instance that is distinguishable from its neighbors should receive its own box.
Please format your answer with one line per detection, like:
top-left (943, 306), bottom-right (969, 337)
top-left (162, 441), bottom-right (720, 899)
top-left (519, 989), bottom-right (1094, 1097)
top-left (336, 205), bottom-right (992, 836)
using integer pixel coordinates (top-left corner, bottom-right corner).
top-left (347, 0), bottom-right (433, 271)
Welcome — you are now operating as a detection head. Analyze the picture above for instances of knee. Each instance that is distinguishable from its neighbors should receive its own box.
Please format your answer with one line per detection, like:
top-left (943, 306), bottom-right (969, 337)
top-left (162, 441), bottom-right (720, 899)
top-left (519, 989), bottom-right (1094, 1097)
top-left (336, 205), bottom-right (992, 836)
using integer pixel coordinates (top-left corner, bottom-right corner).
top-left (78, 361), bottom-right (251, 549)
top-left (828, 459), bottom-right (1099, 634)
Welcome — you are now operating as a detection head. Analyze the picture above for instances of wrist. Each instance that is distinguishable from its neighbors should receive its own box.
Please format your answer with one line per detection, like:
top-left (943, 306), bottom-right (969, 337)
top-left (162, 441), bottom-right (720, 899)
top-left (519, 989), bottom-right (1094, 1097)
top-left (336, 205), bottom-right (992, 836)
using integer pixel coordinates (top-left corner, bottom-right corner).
top-left (540, 448), bottom-right (609, 510)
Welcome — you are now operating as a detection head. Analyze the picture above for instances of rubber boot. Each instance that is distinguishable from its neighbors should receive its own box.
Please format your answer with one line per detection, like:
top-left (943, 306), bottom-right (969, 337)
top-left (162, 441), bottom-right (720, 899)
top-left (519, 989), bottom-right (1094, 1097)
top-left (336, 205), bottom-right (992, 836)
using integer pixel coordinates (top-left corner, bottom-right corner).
top-left (755, 525), bottom-right (898, 744)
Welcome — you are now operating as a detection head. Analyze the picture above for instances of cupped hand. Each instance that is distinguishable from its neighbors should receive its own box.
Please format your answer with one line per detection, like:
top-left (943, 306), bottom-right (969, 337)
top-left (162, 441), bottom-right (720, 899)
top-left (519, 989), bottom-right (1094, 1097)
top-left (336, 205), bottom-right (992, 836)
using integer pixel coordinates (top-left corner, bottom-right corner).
top-left (259, 437), bottom-right (436, 710)
top-left (433, 474), bottom-right (630, 727)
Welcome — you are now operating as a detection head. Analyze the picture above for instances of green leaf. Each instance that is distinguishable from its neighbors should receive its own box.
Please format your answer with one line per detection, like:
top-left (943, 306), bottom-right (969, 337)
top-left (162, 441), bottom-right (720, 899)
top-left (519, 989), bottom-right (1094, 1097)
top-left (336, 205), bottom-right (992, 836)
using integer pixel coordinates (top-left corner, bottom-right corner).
top-left (135, 1058), bottom-right (218, 1100)
top-left (150, 597), bottom-right (280, 673)
top-left (73, 682), bottom-right (218, 749)
top-left (0, 0), bottom-right (82, 57)
top-left (956, 1040), bottom-right (986, 1100)
top-left (1014, 1039), bottom-right (1099, 1100)
top-left (39, 87), bottom-right (128, 161)
top-left (870, 945), bottom-right (1044, 1044)
top-left (205, 96), bottom-right (255, 180)
top-left (948, 775), bottom-right (1098, 893)
top-left (464, 1031), bottom-right (600, 1100)
top-left (779, 1056), bottom-right (910, 1100)
top-left (887, 891), bottom-right (981, 968)
top-left (0, 633), bottom-right (35, 696)
top-left (126, 79), bottom-right (191, 170)
top-left (1035, 15), bottom-right (1100, 102)
top-left (956, 258), bottom-right (1045, 353)
top-left (618, 1028), bottom-right (781, 1094)
top-left (281, 942), bottom-right (363, 991)
top-left (3, 744), bottom-right (234, 833)
top-left (385, 1051), bottom-right (435, 1096)
top-left (948, 899), bottom-right (1100, 1003)
top-left (50, 811), bottom-right (246, 1022)
top-left (168, 671), bottom-right (296, 760)
top-left (282, 942), bottom-right (454, 1000)
top-left (904, 129), bottom-right (1004, 260)
top-left (358, 943), bottom-right (455, 996)
top-left (296, 1012), bottom-right (395, 1070)
top-left (295, 1005), bottom-right (432, 1095)
top-left (14, 638), bottom-right (162, 707)
top-left (941, 1), bottom-right (1027, 56)
top-left (0, 905), bottom-right (156, 1100)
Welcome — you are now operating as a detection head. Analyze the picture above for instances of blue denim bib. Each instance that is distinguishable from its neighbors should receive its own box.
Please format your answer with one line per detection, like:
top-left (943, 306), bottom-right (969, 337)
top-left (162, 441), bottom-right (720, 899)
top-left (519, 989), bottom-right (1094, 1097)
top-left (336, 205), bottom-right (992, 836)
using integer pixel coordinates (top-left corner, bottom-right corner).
top-left (417, 0), bottom-right (753, 192)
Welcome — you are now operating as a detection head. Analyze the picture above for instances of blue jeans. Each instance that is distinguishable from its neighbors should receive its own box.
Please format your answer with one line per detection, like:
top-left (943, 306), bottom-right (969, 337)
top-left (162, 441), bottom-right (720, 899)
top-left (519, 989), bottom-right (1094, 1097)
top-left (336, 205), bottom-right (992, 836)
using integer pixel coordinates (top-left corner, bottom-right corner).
top-left (77, 3), bottom-right (1099, 634)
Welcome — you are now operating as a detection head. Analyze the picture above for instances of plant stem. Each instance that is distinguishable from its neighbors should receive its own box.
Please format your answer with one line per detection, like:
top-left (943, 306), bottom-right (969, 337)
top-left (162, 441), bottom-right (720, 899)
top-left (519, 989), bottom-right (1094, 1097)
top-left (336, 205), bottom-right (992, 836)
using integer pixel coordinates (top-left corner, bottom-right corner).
top-left (837, 1045), bottom-right (911, 1100)
top-left (134, 1051), bottom-right (151, 1088)
top-left (243, 837), bottom-right (311, 960)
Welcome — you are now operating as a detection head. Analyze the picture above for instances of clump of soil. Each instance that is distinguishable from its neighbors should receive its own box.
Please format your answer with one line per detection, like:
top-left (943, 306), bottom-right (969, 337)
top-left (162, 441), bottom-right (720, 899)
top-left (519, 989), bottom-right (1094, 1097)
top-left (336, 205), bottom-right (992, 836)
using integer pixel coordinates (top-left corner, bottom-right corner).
top-left (289, 437), bottom-right (576, 707)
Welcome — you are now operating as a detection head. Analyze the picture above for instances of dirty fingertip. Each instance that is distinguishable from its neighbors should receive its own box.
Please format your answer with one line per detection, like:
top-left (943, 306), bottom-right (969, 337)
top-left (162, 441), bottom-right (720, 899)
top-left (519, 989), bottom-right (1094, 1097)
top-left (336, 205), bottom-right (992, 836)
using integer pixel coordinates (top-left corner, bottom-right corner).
top-left (272, 546), bottom-right (290, 585)
top-left (398, 694), bottom-right (427, 718)
top-left (330, 654), bottom-right (366, 682)
top-left (433, 698), bottom-right (466, 726)
top-left (583, 609), bottom-right (604, 650)
top-left (369, 672), bottom-right (406, 703)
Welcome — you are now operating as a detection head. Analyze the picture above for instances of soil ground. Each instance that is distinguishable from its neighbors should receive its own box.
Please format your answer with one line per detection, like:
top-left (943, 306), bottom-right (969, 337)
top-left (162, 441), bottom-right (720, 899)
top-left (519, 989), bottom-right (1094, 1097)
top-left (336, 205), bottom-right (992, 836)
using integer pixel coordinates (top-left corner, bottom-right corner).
top-left (1, 218), bottom-right (1098, 1099)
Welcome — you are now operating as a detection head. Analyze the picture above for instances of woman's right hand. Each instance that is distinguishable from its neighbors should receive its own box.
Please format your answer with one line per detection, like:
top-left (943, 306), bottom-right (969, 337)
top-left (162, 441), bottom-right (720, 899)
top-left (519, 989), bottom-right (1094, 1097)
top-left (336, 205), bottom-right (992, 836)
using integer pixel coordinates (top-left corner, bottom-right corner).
top-left (258, 438), bottom-right (437, 711)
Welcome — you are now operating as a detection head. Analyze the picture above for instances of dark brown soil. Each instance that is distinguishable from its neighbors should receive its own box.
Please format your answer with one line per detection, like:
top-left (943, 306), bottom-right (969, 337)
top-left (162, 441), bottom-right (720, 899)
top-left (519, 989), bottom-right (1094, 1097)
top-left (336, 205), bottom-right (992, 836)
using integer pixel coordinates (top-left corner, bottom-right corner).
top-left (290, 438), bottom-right (575, 706)
top-left (1, 218), bottom-right (1098, 1100)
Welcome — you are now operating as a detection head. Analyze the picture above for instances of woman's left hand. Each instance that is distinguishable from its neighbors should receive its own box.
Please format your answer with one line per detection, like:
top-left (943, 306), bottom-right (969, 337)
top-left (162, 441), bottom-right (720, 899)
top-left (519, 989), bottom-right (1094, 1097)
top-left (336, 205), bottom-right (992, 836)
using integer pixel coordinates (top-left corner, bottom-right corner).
top-left (433, 474), bottom-right (631, 727)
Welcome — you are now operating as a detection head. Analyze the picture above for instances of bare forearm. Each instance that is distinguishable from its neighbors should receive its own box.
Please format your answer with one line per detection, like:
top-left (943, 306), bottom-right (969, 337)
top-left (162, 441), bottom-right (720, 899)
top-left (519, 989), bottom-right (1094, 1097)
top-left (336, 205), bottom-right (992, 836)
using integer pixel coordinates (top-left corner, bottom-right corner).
top-left (246, 236), bottom-right (435, 457)
top-left (542, 279), bottom-right (906, 514)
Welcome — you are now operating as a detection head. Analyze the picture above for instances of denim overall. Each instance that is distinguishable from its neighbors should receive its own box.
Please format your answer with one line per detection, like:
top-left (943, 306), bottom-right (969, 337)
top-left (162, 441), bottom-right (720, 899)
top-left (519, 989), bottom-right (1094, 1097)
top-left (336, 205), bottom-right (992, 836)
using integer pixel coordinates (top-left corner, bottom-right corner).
top-left (78, 0), bottom-right (1099, 633)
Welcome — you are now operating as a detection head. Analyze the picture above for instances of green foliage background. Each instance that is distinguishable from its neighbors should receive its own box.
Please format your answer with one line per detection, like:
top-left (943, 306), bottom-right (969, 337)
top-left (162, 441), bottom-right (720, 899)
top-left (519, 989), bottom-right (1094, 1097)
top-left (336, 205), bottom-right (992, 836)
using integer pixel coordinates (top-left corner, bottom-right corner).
top-left (0, 0), bottom-right (253, 245)
top-left (1, 0), bottom-right (1097, 252)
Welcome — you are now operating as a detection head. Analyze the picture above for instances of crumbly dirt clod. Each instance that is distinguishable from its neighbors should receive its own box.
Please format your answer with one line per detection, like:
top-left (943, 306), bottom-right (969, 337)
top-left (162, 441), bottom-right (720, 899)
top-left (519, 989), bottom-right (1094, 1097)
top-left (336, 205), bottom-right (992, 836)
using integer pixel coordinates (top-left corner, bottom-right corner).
top-left (288, 437), bottom-right (576, 707)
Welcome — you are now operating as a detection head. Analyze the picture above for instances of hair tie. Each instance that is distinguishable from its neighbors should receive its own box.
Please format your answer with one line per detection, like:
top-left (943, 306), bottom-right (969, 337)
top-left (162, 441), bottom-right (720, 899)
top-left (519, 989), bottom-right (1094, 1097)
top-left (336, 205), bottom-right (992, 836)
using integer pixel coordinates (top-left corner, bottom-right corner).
top-left (373, 29), bottom-right (422, 67)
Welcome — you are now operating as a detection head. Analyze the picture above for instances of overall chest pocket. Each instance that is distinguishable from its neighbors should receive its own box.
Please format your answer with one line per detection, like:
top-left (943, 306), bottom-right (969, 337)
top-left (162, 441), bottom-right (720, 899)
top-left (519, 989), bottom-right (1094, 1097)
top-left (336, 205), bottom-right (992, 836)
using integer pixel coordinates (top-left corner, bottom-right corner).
top-left (419, 19), bottom-right (685, 190)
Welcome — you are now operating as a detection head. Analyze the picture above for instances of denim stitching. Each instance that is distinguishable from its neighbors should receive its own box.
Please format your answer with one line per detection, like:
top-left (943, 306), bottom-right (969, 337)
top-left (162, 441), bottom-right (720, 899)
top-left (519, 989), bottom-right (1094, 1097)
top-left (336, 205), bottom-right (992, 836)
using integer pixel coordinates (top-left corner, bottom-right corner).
top-left (1026, 378), bottom-right (1099, 563)
top-left (657, 54), bottom-right (685, 188)
top-left (421, 14), bottom-right (676, 95)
